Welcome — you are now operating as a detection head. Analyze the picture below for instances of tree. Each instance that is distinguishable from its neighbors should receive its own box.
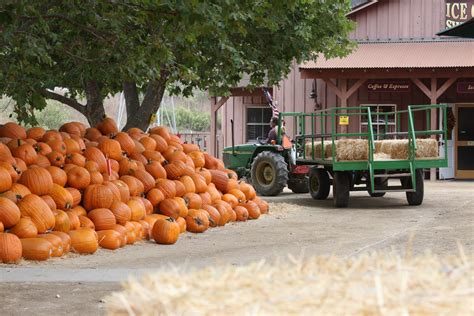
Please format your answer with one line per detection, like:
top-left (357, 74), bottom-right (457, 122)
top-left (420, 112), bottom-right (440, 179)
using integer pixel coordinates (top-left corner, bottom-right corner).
top-left (0, 1), bottom-right (354, 130)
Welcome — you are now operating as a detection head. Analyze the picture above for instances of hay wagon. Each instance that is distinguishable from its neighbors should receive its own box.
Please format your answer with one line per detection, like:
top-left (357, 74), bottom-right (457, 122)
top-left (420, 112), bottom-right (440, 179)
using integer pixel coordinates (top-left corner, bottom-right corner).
top-left (277, 104), bottom-right (448, 207)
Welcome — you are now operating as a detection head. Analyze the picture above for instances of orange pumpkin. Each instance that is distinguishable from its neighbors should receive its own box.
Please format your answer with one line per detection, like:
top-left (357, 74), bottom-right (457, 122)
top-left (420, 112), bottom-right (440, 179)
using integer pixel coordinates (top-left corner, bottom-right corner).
top-left (109, 201), bottom-right (132, 225)
top-left (67, 166), bottom-right (91, 189)
top-left (46, 166), bottom-right (68, 187)
top-left (0, 196), bottom-right (20, 228)
top-left (35, 154), bottom-right (51, 168)
top-left (173, 197), bottom-right (189, 218)
top-left (185, 209), bottom-right (210, 233)
top-left (239, 201), bottom-right (260, 219)
top-left (155, 179), bottom-right (176, 199)
top-left (9, 218), bottom-right (38, 238)
top-left (66, 187), bottom-right (81, 207)
top-left (97, 230), bottom-right (122, 250)
top-left (34, 142), bottom-right (52, 156)
top-left (110, 224), bottom-right (128, 247)
top-left (130, 169), bottom-right (155, 193)
top-left (65, 153), bottom-right (86, 167)
top-left (0, 122), bottom-right (27, 140)
top-left (98, 138), bottom-right (123, 161)
top-left (188, 151), bottom-right (205, 168)
top-left (118, 158), bottom-right (139, 176)
top-left (149, 134), bottom-right (168, 153)
top-left (41, 195), bottom-right (56, 211)
top-left (97, 117), bottom-right (119, 135)
top-left (111, 180), bottom-right (130, 203)
top-left (139, 136), bottom-right (156, 151)
top-left (202, 205), bottom-right (221, 227)
top-left (83, 147), bottom-right (107, 173)
top-left (20, 237), bottom-right (52, 261)
top-left (0, 161), bottom-right (22, 183)
top-left (47, 139), bottom-right (67, 155)
top-left (127, 199), bottom-right (146, 221)
top-left (27, 127), bottom-right (46, 141)
top-left (49, 183), bottom-right (73, 210)
top-left (145, 160), bottom-right (166, 179)
top-left (50, 231), bottom-right (71, 254)
top-left (0, 233), bottom-right (22, 263)
top-left (0, 166), bottom-right (13, 193)
top-left (183, 192), bottom-right (202, 209)
top-left (151, 217), bottom-right (180, 244)
top-left (82, 184), bottom-right (113, 211)
top-left (53, 210), bottom-right (71, 232)
top-left (18, 167), bottom-right (53, 195)
top-left (68, 228), bottom-right (98, 254)
top-left (89, 171), bottom-right (104, 184)
top-left (173, 180), bottom-right (186, 197)
top-left (222, 194), bottom-right (239, 208)
top-left (120, 175), bottom-right (144, 197)
top-left (67, 211), bottom-right (81, 230)
top-left (113, 132), bottom-right (135, 156)
top-left (18, 194), bottom-right (55, 233)
top-left (233, 205), bottom-right (249, 221)
top-left (38, 233), bottom-right (64, 257)
top-left (157, 198), bottom-right (181, 219)
top-left (84, 127), bottom-right (102, 141)
top-left (146, 188), bottom-right (165, 208)
top-left (228, 189), bottom-right (246, 203)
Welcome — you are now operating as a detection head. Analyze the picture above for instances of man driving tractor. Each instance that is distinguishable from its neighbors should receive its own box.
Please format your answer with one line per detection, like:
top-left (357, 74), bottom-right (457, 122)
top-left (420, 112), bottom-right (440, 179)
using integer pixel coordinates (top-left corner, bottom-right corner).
top-left (265, 117), bottom-right (279, 144)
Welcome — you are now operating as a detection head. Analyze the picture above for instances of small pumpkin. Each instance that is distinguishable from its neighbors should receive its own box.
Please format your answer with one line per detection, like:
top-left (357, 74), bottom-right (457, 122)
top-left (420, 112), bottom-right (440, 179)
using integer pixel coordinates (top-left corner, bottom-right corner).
top-left (127, 199), bottom-right (146, 221)
top-left (9, 218), bottom-right (38, 238)
top-left (145, 160), bottom-right (166, 179)
top-left (65, 153), bottom-right (86, 167)
top-left (82, 184), bottom-right (113, 211)
top-left (67, 166), bottom-right (91, 189)
top-left (0, 197), bottom-right (21, 228)
top-left (175, 217), bottom-right (186, 233)
top-left (79, 215), bottom-right (95, 229)
top-left (68, 228), bottom-right (98, 254)
top-left (83, 147), bottom-right (107, 173)
top-left (109, 201), bottom-right (132, 225)
top-left (18, 194), bottom-right (55, 233)
top-left (130, 169), bottom-right (155, 193)
top-left (88, 208), bottom-right (116, 231)
top-left (0, 233), bottom-right (22, 263)
top-left (202, 205), bottom-right (221, 227)
top-left (111, 180), bottom-right (130, 203)
top-left (183, 192), bottom-right (202, 210)
top-left (53, 210), bottom-right (71, 232)
top-left (46, 151), bottom-right (65, 167)
top-left (19, 167), bottom-right (53, 195)
top-left (20, 238), bottom-right (52, 261)
top-left (12, 143), bottom-right (37, 165)
top-left (152, 217), bottom-right (180, 244)
top-left (155, 179), bottom-right (176, 199)
top-left (239, 201), bottom-right (261, 219)
top-left (97, 230), bottom-right (122, 250)
top-left (157, 198), bottom-right (181, 219)
top-left (97, 117), bottom-right (119, 135)
top-left (50, 231), bottom-right (71, 254)
top-left (38, 233), bottom-right (64, 257)
top-left (113, 132), bottom-right (136, 156)
top-left (173, 180), bottom-right (186, 197)
top-left (0, 166), bottom-right (13, 193)
top-left (50, 184), bottom-right (73, 210)
top-left (27, 127), bottom-right (46, 141)
top-left (233, 205), bottom-right (249, 221)
top-left (41, 195), bottom-right (56, 211)
top-left (67, 211), bottom-right (81, 230)
top-left (185, 209), bottom-right (210, 233)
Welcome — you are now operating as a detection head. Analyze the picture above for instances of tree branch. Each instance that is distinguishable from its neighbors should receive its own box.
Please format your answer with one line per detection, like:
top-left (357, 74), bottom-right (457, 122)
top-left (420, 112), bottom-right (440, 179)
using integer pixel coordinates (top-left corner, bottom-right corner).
top-left (41, 89), bottom-right (86, 114)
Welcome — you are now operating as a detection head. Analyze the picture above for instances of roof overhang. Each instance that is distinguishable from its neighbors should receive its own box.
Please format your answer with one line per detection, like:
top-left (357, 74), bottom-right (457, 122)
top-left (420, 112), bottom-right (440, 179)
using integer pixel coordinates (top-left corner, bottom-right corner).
top-left (300, 40), bottom-right (474, 79)
top-left (347, 0), bottom-right (378, 16)
top-left (437, 18), bottom-right (474, 38)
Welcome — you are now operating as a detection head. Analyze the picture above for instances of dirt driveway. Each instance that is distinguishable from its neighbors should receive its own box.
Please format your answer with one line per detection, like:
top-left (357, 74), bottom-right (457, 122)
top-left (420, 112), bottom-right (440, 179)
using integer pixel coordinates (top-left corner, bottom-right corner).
top-left (1, 181), bottom-right (473, 315)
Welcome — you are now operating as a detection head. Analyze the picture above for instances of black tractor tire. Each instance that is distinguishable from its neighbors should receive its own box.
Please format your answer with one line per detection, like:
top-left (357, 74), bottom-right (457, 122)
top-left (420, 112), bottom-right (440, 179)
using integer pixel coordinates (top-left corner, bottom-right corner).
top-left (308, 168), bottom-right (330, 200)
top-left (287, 177), bottom-right (309, 194)
top-left (401, 169), bottom-right (424, 206)
top-left (333, 171), bottom-right (351, 208)
top-left (250, 151), bottom-right (288, 196)
top-left (368, 176), bottom-right (387, 197)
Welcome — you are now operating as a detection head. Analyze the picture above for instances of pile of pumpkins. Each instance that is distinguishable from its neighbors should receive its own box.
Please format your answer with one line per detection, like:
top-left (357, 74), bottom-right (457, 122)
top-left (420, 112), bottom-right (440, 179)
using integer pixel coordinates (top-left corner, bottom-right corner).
top-left (0, 118), bottom-right (268, 263)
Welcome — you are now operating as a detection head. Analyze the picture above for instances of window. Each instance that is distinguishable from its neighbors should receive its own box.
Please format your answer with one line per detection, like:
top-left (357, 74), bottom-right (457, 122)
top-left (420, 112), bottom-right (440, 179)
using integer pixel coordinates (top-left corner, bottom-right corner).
top-left (246, 107), bottom-right (273, 142)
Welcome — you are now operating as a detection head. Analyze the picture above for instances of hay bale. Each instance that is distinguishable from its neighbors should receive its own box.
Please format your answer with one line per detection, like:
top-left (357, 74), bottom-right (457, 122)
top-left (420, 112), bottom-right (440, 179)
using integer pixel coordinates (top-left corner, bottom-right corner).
top-left (304, 141), bottom-right (333, 159)
top-left (106, 250), bottom-right (474, 316)
top-left (379, 139), bottom-right (438, 160)
top-left (335, 139), bottom-right (368, 161)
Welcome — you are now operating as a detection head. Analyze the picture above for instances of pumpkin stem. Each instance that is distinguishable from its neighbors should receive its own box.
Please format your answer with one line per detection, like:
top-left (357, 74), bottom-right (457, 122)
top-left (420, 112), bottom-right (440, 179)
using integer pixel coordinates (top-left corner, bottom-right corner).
top-left (165, 217), bottom-right (175, 222)
top-left (194, 217), bottom-right (203, 225)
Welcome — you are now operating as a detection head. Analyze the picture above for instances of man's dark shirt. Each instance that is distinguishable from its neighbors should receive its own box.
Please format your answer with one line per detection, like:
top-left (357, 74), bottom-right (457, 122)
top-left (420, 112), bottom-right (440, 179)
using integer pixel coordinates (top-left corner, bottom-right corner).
top-left (266, 127), bottom-right (277, 143)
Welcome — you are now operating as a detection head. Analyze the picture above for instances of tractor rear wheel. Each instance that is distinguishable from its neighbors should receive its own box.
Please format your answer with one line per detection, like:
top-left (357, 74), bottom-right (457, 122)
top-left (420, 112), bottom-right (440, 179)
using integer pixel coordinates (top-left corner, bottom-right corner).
top-left (308, 168), bottom-right (330, 200)
top-left (251, 151), bottom-right (288, 196)
top-left (287, 176), bottom-right (309, 193)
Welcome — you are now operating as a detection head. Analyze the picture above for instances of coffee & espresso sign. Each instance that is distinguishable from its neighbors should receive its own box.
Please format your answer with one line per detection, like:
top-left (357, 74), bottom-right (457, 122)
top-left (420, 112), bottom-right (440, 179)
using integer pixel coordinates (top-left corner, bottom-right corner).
top-left (446, 0), bottom-right (474, 28)
top-left (367, 81), bottom-right (410, 93)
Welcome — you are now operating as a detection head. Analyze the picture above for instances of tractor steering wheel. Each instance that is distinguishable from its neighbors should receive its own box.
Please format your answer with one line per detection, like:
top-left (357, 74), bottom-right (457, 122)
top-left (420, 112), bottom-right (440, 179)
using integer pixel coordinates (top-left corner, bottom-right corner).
top-left (257, 137), bottom-right (266, 145)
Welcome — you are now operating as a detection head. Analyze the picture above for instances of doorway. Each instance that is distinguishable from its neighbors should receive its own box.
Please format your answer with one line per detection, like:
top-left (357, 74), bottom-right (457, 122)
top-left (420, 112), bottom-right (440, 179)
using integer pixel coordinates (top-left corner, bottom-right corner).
top-left (455, 104), bottom-right (474, 179)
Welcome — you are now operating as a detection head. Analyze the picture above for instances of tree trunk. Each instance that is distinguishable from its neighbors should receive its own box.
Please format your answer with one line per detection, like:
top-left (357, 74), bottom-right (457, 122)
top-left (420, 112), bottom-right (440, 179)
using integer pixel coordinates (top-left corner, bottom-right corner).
top-left (83, 81), bottom-right (106, 127)
top-left (123, 76), bottom-right (168, 131)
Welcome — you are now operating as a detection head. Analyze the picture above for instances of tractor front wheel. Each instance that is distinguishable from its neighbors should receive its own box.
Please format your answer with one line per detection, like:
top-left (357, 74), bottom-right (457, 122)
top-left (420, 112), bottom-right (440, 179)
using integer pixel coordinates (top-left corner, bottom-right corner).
top-left (251, 151), bottom-right (288, 196)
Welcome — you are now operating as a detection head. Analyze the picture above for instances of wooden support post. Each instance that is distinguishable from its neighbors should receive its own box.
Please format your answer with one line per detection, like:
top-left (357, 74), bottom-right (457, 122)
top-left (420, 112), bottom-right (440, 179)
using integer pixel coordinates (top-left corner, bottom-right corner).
top-left (412, 77), bottom-right (457, 181)
top-left (209, 96), bottom-right (229, 157)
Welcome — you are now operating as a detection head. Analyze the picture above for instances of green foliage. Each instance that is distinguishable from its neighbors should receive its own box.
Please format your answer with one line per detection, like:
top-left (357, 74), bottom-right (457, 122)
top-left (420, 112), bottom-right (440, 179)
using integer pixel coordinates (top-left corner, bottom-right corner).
top-left (174, 107), bottom-right (210, 132)
top-left (0, 1), bottom-right (354, 125)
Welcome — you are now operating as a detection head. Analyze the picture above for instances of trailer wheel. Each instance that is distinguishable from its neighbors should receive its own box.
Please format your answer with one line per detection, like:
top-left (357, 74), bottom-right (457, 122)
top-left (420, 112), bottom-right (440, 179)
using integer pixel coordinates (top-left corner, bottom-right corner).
top-left (333, 171), bottom-right (350, 208)
top-left (368, 177), bottom-right (387, 197)
top-left (401, 169), bottom-right (424, 206)
top-left (308, 168), bottom-right (330, 200)
top-left (251, 151), bottom-right (288, 196)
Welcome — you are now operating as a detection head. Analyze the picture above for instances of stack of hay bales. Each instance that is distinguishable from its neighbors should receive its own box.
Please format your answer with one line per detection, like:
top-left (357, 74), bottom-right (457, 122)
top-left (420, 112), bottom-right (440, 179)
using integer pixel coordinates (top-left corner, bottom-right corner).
top-left (106, 250), bottom-right (473, 315)
top-left (304, 138), bottom-right (438, 161)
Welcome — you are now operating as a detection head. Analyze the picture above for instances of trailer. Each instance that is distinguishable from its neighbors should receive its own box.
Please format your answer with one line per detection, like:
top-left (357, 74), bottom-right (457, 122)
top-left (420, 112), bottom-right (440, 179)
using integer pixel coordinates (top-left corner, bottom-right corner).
top-left (277, 104), bottom-right (448, 207)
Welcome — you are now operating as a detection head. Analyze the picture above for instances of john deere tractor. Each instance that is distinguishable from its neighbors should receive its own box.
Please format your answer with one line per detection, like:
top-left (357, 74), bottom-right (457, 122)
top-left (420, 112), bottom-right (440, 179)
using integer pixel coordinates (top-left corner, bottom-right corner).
top-left (222, 120), bottom-right (309, 196)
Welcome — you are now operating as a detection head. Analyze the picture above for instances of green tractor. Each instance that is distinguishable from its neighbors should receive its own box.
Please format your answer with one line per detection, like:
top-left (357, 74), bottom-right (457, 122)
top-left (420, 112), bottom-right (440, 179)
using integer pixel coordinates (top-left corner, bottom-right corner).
top-left (222, 120), bottom-right (309, 196)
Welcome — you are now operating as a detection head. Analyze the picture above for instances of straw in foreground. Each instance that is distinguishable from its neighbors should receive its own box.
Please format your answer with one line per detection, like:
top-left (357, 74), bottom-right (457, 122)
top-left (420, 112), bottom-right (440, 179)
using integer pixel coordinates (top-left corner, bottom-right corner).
top-left (105, 250), bottom-right (473, 315)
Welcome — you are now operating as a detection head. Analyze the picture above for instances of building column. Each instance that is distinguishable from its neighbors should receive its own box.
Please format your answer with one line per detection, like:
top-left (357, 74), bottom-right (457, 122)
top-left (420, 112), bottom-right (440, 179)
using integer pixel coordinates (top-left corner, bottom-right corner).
top-left (209, 96), bottom-right (229, 156)
top-left (412, 77), bottom-right (457, 181)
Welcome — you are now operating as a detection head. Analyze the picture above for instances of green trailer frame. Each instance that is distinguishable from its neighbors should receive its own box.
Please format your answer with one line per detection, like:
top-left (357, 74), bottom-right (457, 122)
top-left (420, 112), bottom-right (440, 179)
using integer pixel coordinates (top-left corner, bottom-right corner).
top-left (276, 104), bottom-right (448, 207)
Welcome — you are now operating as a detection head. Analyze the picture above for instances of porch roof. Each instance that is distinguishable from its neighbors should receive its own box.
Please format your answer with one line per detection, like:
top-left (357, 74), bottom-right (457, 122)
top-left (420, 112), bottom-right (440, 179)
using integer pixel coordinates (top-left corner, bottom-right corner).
top-left (437, 18), bottom-right (474, 38)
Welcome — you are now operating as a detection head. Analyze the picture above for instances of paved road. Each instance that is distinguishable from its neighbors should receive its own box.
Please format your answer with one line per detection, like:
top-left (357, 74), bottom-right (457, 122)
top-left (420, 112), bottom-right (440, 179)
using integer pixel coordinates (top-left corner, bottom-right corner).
top-left (1, 181), bottom-right (473, 315)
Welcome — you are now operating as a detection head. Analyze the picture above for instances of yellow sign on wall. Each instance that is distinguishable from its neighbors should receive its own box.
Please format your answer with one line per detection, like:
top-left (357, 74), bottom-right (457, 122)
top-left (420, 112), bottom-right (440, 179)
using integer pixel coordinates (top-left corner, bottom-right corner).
top-left (339, 116), bottom-right (349, 125)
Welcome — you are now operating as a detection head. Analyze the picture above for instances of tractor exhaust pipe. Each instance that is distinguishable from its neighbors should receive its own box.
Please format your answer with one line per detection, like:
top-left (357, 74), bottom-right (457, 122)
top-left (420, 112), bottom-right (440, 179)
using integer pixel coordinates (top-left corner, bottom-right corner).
top-left (231, 119), bottom-right (235, 156)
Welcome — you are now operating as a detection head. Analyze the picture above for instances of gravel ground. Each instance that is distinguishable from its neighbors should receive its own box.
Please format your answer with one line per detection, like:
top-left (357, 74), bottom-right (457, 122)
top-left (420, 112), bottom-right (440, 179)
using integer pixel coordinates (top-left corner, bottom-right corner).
top-left (1, 180), bottom-right (473, 315)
